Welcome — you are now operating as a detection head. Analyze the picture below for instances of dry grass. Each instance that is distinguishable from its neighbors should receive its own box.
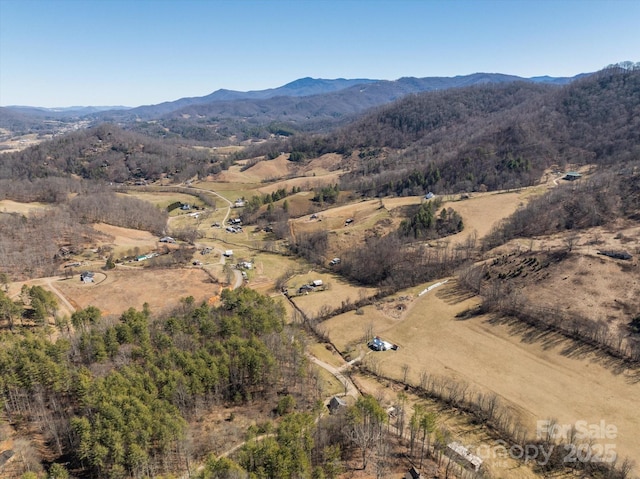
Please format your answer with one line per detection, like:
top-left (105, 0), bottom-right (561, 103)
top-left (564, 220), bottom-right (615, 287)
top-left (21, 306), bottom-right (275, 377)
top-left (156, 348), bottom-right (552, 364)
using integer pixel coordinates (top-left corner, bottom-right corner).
top-left (116, 191), bottom-right (205, 210)
top-left (92, 223), bottom-right (160, 257)
top-left (489, 228), bottom-right (640, 331)
top-left (323, 280), bottom-right (640, 470)
top-left (0, 199), bottom-right (50, 215)
top-left (55, 267), bottom-right (220, 317)
top-left (288, 271), bottom-right (377, 319)
top-left (307, 342), bottom-right (346, 369)
top-left (442, 191), bottom-right (524, 245)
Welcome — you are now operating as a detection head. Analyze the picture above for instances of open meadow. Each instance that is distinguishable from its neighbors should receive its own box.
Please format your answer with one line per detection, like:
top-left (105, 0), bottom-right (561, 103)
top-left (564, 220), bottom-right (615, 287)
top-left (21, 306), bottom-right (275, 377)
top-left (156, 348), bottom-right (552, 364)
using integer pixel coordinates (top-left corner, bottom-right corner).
top-left (322, 279), bottom-right (640, 470)
top-left (55, 266), bottom-right (220, 316)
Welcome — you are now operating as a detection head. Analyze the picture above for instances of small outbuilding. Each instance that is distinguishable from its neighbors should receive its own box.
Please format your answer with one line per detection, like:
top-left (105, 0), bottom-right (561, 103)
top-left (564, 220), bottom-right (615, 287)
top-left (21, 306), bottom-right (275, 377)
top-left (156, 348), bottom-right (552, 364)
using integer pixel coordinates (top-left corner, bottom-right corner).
top-left (312, 279), bottom-right (323, 287)
top-left (328, 396), bottom-right (347, 414)
top-left (564, 171), bottom-right (582, 181)
top-left (445, 442), bottom-right (483, 472)
top-left (405, 467), bottom-right (422, 479)
top-left (223, 250), bottom-right (233, 257)
top-left (159, 236), bottom-right (175, 243)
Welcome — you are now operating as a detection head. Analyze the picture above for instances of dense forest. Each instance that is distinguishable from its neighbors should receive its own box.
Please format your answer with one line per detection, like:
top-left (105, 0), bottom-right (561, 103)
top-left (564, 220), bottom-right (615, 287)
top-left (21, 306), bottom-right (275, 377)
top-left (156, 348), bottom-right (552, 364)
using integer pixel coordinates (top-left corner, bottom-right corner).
top-left (0, 288), bottom-right (313, 477)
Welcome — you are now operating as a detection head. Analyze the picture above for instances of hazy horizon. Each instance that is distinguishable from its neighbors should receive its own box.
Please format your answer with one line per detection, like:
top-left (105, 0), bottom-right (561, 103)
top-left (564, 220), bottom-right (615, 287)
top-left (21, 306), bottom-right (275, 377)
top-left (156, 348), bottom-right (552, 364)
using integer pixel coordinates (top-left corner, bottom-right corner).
top-left (1, 0), bottom-right (639, 108)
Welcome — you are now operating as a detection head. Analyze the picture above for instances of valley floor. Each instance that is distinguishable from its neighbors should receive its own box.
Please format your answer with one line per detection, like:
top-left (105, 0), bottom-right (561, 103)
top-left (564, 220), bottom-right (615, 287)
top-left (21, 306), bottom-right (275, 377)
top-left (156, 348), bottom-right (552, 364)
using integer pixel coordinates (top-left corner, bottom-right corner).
top-left (323, 280), bottom-right (639, 474)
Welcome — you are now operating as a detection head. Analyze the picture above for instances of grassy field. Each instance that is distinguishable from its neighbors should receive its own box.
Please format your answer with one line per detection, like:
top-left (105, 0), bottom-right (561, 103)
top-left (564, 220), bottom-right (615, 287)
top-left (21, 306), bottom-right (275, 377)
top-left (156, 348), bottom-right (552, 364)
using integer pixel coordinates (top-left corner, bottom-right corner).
top-left (288, 271), bottom-right (378, 319)
top-left (440, 191), bottom-right (524, 245)
top-left (0, 199), bottom-right (51, 215)
top-left (92, 223), bottom-right (161, 257)
top-left (55, 266), bottom-right (220, 317)
top-left (117, 191), bottom-right (208, 210)
top-left (323, 279), bottom-right (640, 471)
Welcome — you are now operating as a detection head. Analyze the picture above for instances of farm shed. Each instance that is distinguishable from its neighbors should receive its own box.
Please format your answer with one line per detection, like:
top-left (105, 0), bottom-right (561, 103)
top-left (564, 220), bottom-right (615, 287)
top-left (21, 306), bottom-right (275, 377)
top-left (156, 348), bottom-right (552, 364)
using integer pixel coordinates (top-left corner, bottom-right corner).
top-left (223, 250), bottom-right (233, 257)
top-left (564, 171), bottom-right (582, 181)
top-left (368, 336), bottom-right (397, 351)
top-left (445, 442), bottom-right (482, 472)
top-left (328, 396), bottom-right (347, 414)
top-left (312, 279), bottom-right (323, 287)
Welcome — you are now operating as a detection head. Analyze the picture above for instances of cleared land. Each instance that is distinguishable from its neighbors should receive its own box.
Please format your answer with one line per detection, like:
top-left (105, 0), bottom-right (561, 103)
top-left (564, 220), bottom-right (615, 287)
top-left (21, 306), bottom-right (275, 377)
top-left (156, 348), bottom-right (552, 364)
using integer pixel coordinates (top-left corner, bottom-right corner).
top-left (322, 280), bottom-right (639, 471)
top-left (0, 199), bottom-right (50, 215)
top-left (55, 267), bottom-right (219, 316)
top-left (92, 223), bottom-right (161, 257)
top-left (287, 271), bottom-right (377, 319)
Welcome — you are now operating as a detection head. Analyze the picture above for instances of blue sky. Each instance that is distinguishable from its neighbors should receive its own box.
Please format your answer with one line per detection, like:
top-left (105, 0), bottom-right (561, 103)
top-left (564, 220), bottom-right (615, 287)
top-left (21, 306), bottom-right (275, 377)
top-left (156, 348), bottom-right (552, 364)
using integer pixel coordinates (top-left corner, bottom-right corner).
top-left (1, 0), bottom-right (638, 108)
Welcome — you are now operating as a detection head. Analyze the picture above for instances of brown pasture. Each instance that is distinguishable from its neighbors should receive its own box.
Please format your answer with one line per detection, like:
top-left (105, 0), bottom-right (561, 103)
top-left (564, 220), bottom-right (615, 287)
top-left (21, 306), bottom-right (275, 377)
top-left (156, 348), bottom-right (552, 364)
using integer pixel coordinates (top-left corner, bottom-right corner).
top-left (55, 266), bottom-right (220, 317)
top-left (288, 271), bottom-right (377, 319)
top-left (0, 199), bottom-right (50, 215)
top-left (322, 280), bottom-right (640, 472)
top-left (92, 223), bottom-right (161, 257)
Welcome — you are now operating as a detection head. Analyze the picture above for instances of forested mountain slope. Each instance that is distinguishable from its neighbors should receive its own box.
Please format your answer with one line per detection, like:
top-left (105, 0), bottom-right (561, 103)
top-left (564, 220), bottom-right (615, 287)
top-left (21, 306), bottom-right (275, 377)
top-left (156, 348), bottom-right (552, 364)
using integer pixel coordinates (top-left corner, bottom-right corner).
top-left (0, 123), bottom-right (228, 183)
top-left (267, 67), bottom-right (640, 196)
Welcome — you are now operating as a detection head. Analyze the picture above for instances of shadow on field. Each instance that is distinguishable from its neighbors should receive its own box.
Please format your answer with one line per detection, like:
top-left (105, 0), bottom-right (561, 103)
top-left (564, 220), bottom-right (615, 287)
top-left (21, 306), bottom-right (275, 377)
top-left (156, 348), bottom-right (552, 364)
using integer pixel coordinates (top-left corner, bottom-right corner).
top-left (435, 283), bottom-right (476, 305)
top-left (485, 314), bottom-right (640, 383)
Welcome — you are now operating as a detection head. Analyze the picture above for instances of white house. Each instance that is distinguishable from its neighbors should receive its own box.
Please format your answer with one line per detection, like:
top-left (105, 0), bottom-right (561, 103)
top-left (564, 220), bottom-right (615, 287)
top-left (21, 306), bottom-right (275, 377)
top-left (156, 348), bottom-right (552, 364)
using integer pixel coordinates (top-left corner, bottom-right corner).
top-left (80, 271), bottom-right (95, 283)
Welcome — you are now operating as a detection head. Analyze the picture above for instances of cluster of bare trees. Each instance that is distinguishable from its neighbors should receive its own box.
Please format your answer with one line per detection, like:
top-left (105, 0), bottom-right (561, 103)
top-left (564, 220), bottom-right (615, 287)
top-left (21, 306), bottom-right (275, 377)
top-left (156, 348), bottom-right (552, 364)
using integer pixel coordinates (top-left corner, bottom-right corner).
top-left (338, 235), bottom-right (470, 291)
top-left (458, 261), bottom-right (640, 362)
top-left (1, 123), bottom-right (228, 183)
top-left (360, 362), bottom-right (635, 479)
top-left (0, 208), bottom-right (91, 280)
top-left (0, 183), bottom-right (168, 280)
top-left (69, 191), bottom-right (168, 234)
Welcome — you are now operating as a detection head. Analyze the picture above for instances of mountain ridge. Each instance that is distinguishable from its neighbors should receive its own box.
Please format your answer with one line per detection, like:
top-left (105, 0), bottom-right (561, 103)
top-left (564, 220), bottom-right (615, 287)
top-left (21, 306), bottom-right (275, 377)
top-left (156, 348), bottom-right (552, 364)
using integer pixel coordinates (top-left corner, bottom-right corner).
top-left (1, 73), bottom-right (583, 115)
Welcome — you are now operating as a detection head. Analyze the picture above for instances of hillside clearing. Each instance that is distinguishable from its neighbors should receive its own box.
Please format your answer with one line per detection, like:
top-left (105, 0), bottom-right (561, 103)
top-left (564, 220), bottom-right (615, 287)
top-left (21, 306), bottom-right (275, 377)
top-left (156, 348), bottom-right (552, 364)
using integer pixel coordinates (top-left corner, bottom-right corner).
top-left (323, 280), bottom-right (640, 469)
top-left (55, 267), bottom-right (219, 316)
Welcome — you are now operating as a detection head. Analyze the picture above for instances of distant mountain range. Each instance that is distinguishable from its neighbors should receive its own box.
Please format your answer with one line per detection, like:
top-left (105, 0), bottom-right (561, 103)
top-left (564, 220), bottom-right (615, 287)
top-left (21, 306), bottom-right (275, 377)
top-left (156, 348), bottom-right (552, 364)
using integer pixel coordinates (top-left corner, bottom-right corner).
top-left (1, 73), bottom-right (586, 133)
top-left (102, 73), bottom-right (585, 123)
top-left (3, 66), bottom-right (639, 208)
